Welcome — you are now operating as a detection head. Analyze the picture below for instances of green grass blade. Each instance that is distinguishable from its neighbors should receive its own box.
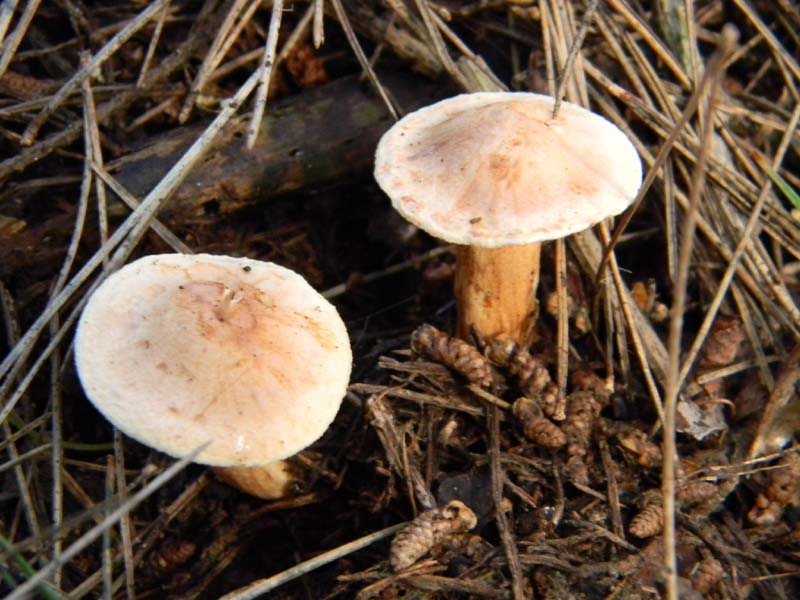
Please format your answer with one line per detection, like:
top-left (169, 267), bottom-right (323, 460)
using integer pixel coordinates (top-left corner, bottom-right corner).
top-left (759, 162), bottom-right (800, 210)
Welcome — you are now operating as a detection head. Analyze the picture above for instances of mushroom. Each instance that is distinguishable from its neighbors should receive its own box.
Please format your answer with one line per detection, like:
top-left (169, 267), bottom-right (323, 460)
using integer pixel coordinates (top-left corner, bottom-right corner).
top-left (74, 254), bottom-right (352, 499)
top-left (374, 92), bottom-right (642, 343)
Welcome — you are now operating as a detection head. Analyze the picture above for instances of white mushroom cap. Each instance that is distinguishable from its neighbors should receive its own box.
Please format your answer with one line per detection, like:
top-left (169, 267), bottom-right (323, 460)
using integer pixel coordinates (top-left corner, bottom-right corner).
top-left (374, 92), bottom-right (642, 248)
top-left (74, 254), bottom-right (352, 467)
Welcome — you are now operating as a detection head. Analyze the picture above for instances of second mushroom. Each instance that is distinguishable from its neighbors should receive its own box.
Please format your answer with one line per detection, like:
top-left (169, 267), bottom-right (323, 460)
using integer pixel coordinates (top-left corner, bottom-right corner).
top-left (374, 92), bottom-right (642, 343)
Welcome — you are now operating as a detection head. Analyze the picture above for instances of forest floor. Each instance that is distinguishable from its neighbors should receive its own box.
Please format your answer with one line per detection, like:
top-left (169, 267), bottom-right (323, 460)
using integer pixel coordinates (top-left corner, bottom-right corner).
top-left (1, 1), bottom-right (800, 598)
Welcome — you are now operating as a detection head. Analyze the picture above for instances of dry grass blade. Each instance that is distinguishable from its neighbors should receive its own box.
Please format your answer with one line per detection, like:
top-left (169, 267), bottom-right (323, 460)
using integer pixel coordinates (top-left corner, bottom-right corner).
top-left (102, 456), bottom-right (115, 598)
top-left (67, 474), bottom-right (210, 600)
top-left (218, 524), bottom-right (404, 600)
top-left (552, 0), bottom-right (599, 117)
top-left (179, 0), bottom-right (256, 122)
top-left (0, 0), bottom-right (41, 79)
top-left (1, 420), bottom-right (42, 539)
top-left (113, 430), bottom-right (136, 599)
top-left (0, 441), bottom-right (49, 471)
top-left (330, 0), bottom-right (397, 119)
top-left (313, 0), bottom-right (325, 48)
top-left (0, 14), bottom-right (211, 181)
top-left (661, 25), bottom-right (738, 600)
top-left (367, 393), bottom-right (436, 510)
top-left (555, 239), bottom-right (569, 402)
top-left (323, 246), bottom-right (453, 299)
top-left (80, 52), bottom-right (109, 262)
top-left (655, 0), bottom-right (697, 77)
top-left (19, 0), bottom-right (168, 146)
top-left (0, 0), bottom-right (18, 46)
top-left (137, 0), bottom-right (171, 87)
top-left (590, 226), bottom-right (664, 415)
top-left (5, 445), bottom-right (206, 600)
top-left (606, 0), bottom-right (691, 89)
top-left (592, 58), bottom-right (720, 284)
top-left (411, 0), bottom-right (468, 91)
top-left (3, 0), bottom-right (800, 596)
top-left (0, 65), bottom-right (261, 406)
top-left (488, 406), bottom-right (524, 600)
top-left (749, 345), bottom-right (800, 459)
top-left (732, 0), bottom-right (800, 84)
top-left (677, 103), bottom-right (800, 390)
top-left (246, 0), bottom-right (285, 148)
top-left (90, 163), bottom-right (192, 254)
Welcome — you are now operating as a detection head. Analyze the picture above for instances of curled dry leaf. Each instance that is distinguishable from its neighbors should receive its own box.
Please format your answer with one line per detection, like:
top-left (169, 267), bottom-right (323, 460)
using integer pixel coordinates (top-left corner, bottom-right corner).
top-left (698, 315), bottom-right (745, 369)
top-left (676, 397), bottom-right (728, 441)
top-left (389, 500), bottom-right (478, 572)
top-left (410, 324), bottom-right (493, 388)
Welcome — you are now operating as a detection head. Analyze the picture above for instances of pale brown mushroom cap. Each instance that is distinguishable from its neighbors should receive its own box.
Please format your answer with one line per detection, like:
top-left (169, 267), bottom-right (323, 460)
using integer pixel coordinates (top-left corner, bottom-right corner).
top-left (74, 254), bottom-right (352, 467)
top-left (374, 92), bottom-right (642, 248)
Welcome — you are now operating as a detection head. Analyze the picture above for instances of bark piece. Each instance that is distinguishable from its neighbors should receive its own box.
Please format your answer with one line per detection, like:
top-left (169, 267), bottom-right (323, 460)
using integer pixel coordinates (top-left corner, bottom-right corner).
top-left (110, 73), bottom-right (445, 220)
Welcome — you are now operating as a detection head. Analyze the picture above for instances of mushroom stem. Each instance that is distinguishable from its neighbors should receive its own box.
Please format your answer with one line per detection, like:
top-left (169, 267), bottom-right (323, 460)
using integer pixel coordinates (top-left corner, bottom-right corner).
top-left (213, 461), bottom-right (298, 500)
top-left (454, 244), bottom-right (541, 344)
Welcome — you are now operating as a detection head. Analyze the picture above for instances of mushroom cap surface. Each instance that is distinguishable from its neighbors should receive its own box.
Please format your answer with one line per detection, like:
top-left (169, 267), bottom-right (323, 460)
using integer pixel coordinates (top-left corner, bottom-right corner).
top-left (75, 254), bottom-right (352, 467)
top-left (374, 92), bottom-right (642, 248)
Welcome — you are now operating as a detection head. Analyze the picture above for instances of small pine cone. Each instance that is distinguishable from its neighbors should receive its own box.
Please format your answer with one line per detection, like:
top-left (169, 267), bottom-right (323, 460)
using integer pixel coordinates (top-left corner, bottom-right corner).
top-left (691, 558), bottom-right (724, 594)
top-left (389, 500), bottom-right (478, 572)
top-left (410, 324), bottom-right (492, 388)
top-left (485, 337), bottom-right (552, 396)
top-left (562, 391), bottom-right (600, 450)
top-left (540, 382), bottom-right (563, 421)
top-left (519, 365), bottom-right (552, 398)
top-left (630, 502), bottom-right (664, 538)
top-left (524, 417), bottom-right (566, 449)
top-left (565, 454), bottom-right (589, 486)
top-left (678, 480), bottom-right (718, 507)
top-left (513, 397), bottom-right (565, 448)
top-left (516, 354), bottom-right (551, 395)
